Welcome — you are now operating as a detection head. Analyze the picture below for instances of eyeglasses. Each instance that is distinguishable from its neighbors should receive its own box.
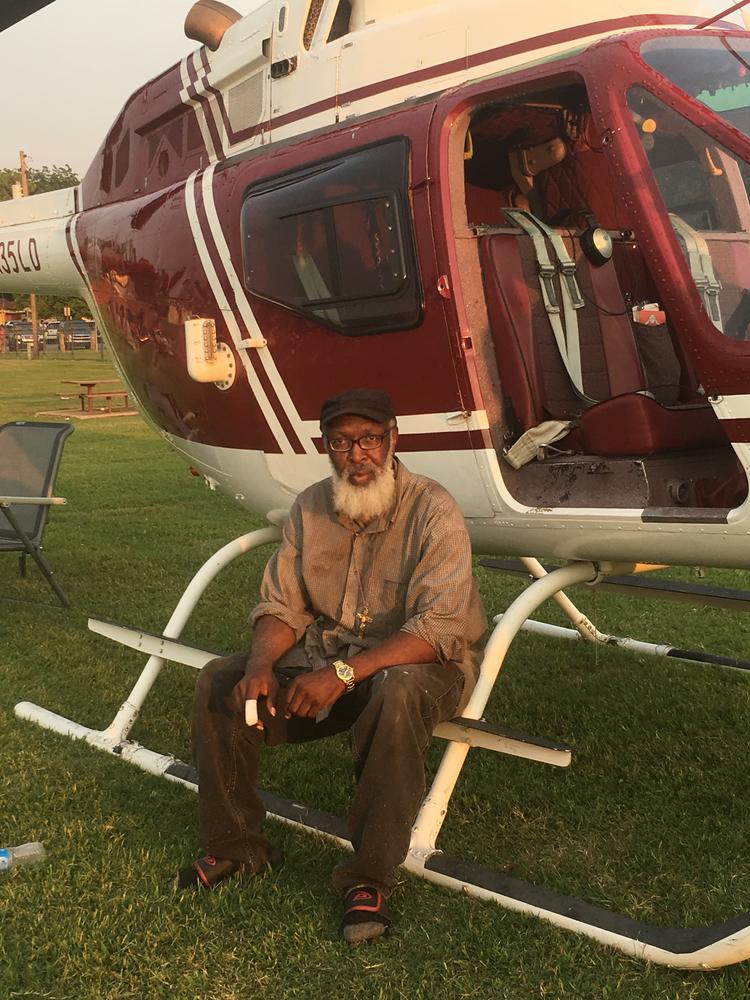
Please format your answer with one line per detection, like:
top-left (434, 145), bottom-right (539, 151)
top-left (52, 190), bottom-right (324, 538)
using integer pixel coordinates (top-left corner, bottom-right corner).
top-left (326, 428), bottom-right (394, 453)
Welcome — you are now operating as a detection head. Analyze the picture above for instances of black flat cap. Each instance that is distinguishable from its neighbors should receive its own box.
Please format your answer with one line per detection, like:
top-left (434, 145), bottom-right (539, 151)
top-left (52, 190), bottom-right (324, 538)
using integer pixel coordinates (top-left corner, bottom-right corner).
top-left (320, 388), bottom-right (396, 430)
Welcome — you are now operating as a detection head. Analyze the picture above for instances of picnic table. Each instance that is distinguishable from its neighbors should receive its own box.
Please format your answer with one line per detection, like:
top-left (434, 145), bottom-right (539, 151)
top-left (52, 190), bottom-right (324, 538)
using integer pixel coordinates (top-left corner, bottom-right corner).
top-left (62, 380), bottom-right (129, 413)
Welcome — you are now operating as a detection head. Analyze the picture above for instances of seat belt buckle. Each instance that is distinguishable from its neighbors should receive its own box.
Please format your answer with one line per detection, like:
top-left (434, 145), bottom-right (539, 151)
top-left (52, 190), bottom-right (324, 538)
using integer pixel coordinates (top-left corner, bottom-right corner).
top-left (558, 262), bottom-right (585, 310)
top-left (537, 263), bottom-right (559, 312)
top-left (704, 287), bottom-right (722, 323)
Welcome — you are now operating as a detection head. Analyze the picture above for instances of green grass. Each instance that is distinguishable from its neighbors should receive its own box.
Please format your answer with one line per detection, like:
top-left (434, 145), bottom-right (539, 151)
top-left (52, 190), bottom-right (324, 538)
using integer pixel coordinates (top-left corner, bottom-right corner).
top-left (1, 354), bottom-right (749, 999)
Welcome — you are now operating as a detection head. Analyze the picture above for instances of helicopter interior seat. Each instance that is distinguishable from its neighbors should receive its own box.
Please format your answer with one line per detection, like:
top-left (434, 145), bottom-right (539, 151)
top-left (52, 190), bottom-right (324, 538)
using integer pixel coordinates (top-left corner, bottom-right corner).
top-left (465, 181), bottom-right (525, 224)
top-left (532, 140), bottom-right (721, 395)
top-left (463, 104), bottom-right (560, 224)
top-left (465, 105), bottom-right (724, 460)
top-left (533, 121), bottom-right (630, 228)
top-left (473, 139), bottom-right (650, 426)
top-left (533, 149), bottom-right (703, 397)
top-left (480, 224), bottom-right (634, 418)
top-left (479, 215), bottom-right (726, 460)
top-left (479, 229), bottom-right (609, 412)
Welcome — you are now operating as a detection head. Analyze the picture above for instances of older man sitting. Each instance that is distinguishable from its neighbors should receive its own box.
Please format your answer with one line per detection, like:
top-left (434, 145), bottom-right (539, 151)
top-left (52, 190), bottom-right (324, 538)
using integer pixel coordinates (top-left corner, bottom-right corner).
top-left (179, 388), bottom-right (486, 943)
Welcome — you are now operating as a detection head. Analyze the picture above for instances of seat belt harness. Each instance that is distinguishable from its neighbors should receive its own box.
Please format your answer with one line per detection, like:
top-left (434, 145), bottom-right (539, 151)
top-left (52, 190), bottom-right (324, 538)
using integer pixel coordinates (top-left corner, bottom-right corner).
top-left (670, 215), bottom-right (723, 333)
top-left (506, 209), bottom-right (592, 400)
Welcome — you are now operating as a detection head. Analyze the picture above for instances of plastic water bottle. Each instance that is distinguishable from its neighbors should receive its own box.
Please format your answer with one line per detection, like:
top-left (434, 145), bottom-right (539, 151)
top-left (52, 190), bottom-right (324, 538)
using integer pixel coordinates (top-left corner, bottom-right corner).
top-left (0, 842), bottom-right (46, 872)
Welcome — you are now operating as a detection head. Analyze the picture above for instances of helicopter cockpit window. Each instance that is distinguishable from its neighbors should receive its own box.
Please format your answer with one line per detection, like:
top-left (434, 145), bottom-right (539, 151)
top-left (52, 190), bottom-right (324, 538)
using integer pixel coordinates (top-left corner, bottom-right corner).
top-left (641, 35), bottom-right (750, 142)
top-left (628, 86), bottom-right (750, 340)
top-left (241, 138), bottom-right (421, 334)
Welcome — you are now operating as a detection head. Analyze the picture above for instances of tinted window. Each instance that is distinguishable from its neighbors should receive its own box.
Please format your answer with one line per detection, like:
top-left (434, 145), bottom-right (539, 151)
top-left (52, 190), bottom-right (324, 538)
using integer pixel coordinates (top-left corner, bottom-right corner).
top-left (641, 35), bottom-right (750, 142)
top-left (628, 86), bottom-right (750, 340)
top-left (241, 139), bottom-right (422, 335)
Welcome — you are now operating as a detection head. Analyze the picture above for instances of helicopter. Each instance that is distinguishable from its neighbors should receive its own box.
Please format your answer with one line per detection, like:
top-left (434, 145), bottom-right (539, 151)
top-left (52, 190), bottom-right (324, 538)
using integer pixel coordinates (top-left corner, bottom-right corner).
top-left (1, 0), bottom-right (749, 568)
top-left (2, 0), bottom-right (750, 970)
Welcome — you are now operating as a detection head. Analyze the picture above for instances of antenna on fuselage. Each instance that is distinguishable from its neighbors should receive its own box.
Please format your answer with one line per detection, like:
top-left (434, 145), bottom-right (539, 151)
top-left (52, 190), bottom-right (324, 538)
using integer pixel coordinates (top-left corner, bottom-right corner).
top-left (185, 0), bottom-right (242, 51)
top-left (695, 0), bottom-right (750, 29)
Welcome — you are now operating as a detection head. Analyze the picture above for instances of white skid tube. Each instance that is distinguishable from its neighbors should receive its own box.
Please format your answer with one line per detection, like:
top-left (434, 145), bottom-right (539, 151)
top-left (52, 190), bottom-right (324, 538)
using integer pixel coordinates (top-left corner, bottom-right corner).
top-left (14, 523), bottom-right (282, 755)
top-left (101, 524), bottom-right (282, 743)
top-left (505, 618), bottom-right (750, 673)
top-left (512, 557), bottom-right (750, 672)
top-left (405, 853), bottom-right (750, 971)
top-left (16, 695), bottom-right (750, 971)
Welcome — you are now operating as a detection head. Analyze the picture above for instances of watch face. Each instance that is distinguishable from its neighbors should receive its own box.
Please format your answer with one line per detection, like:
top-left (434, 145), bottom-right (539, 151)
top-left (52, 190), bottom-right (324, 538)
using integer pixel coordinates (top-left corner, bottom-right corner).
top-left (335, 660), bottom-right (355, 683)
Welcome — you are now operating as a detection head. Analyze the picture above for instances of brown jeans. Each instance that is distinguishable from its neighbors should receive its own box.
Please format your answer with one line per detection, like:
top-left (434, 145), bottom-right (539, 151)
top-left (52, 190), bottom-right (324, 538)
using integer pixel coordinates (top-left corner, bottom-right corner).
top-left (191, 651), bottom-right (464, 896)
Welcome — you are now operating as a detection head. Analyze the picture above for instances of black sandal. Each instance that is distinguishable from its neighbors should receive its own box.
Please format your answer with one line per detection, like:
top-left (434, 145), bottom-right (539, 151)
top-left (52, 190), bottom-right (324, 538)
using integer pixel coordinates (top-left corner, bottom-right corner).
top-left (175, 847), bottom-right (284, 892)
top-left (175, 855), bottom-right (249, 891)
top-left (341, 885), bottom-right (393, 944)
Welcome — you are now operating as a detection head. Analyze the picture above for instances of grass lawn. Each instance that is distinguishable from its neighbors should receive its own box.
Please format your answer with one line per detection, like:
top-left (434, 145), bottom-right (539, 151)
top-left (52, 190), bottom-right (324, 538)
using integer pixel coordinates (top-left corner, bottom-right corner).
top-left (1, 352), bottom-right (749, 999)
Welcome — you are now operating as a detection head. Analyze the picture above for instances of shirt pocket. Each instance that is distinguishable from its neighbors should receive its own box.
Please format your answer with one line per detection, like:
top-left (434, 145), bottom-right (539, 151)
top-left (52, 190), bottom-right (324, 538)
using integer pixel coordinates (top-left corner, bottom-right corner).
top-left (376, 575), bottom-right (409, 629)
top-left (302, 546), bottom-right (343, 596)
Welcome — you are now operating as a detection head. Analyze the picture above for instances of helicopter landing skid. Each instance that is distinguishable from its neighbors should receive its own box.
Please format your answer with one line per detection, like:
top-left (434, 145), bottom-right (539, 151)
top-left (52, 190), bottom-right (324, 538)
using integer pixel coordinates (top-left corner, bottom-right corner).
top-left (494, 556), bottom-right (750, 673)
top-left (13, 530), bottom-right (750, 969)
top-left (160, 760), bottom-right (750, 971)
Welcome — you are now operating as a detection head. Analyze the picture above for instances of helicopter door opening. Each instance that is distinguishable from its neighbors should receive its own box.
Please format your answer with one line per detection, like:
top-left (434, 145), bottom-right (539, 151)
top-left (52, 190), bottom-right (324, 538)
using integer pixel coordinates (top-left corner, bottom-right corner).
top-left (455, 81), bottom-right (747, 513)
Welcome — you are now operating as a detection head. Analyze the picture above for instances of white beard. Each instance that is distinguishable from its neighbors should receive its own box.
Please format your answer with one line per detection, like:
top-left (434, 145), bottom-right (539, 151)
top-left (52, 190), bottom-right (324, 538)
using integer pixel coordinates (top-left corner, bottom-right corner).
top-left (331, 445), bottom-right (397, 523)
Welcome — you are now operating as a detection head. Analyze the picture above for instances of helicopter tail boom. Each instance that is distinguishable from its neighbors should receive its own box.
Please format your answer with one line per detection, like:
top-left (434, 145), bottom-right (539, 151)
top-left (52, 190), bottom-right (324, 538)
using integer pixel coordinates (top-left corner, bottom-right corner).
top-left (0, 186), bottom-right (85, 297)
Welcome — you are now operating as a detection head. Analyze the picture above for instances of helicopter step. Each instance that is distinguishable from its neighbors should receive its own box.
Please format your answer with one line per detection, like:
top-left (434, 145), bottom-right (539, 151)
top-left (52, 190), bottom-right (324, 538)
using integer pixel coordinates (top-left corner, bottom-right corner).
top-left (433, 716), bottom-right (572, 767)
top-left (81, 618), bottom-right (574, 768)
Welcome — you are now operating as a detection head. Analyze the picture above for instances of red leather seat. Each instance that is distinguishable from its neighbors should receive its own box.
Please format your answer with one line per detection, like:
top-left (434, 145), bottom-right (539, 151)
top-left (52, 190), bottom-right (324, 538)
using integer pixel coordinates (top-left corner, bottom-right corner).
top-left (563, 393), bottom-right (725, 456)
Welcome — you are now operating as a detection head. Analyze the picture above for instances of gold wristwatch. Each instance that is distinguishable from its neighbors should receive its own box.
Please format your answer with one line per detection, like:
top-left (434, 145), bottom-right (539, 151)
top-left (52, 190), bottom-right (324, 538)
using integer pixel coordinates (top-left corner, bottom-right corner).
top-left (332, 659), bottom-right (356, 693)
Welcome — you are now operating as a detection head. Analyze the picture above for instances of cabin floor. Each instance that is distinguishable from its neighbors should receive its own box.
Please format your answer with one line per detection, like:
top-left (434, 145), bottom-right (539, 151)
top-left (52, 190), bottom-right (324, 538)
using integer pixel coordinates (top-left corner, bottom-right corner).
top-left (501, 446), bottom-right (744, 510)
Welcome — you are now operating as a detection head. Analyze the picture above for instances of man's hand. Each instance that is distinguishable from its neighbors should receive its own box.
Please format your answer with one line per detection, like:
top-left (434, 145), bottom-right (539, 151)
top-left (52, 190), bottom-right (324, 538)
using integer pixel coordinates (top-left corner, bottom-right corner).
top-left (231, 665), bottom-right (280, 731)
top-left (284, 667), bottom-right (346, 719)
top-left (232, 615), bottom-right (297, 729)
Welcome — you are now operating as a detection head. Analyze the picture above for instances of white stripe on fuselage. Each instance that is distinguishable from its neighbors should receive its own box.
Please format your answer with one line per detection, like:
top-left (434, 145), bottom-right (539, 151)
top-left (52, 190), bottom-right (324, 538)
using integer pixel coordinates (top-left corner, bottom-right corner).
top-left (300, 411), bottom-right (491, 436)
top-left (179, 56), bottom-right (221, 162)
top-left (199, 166), bottom-right (317, 454)
top-left (184, 169), bottom-right (294, 454)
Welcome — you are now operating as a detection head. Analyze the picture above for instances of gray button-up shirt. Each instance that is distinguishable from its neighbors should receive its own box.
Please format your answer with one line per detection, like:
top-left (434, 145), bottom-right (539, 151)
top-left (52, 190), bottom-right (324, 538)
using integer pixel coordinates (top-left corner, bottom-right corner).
top-left (250, 460), bottom-right (487, 711)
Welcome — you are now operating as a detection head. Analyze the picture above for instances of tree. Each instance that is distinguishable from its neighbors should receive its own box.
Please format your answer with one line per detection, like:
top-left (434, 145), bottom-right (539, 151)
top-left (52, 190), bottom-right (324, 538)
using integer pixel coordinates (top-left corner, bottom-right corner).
top-left (0, 163), bottom-right (79, 201)
top-left (11, 293), bottom-right (89, 320)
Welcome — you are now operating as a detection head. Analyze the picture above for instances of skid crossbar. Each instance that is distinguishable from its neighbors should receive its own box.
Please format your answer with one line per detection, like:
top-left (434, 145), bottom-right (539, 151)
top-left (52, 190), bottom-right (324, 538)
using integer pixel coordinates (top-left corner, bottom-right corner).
top-left (14, 533), bottom-right (750, 970)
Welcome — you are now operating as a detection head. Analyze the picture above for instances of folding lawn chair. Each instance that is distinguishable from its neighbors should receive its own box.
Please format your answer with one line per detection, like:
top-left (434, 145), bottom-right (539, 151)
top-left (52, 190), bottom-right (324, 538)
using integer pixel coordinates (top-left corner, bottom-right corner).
top-left (0, 420), bottom-right (74, 607)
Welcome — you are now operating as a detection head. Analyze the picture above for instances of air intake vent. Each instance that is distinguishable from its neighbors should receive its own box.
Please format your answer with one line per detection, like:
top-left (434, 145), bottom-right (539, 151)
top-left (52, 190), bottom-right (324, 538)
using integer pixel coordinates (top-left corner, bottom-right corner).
top-left (303, 0), bottom-right (325, 50)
